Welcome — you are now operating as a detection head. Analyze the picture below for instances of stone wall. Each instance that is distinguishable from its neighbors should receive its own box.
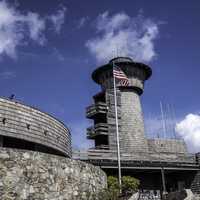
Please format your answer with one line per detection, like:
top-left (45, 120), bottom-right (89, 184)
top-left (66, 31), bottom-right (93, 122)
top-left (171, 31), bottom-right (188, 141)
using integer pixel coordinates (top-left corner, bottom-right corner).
top-left (106, 88), bottom-right (121, 151)
top-left (120, 88), bottom-right (148, 153)
top-left (0, 148), bottom-right (107, 200)
top-left (105, 87), bottom-right (148, 153)
top-left (148, 139), bottom-right (188, 154)
top-left (0, 98), bottom-right (71, 157)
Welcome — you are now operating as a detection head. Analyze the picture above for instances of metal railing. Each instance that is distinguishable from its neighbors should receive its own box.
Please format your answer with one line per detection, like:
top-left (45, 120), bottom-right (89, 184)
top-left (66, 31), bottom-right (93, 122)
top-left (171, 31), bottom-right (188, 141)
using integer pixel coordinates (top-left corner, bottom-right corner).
top-left (73, 150), bottom-right (198, 167)
top-left (86, 102), bottom-right (107, 118)
top-left (87, 123), bottom-right (108, 139)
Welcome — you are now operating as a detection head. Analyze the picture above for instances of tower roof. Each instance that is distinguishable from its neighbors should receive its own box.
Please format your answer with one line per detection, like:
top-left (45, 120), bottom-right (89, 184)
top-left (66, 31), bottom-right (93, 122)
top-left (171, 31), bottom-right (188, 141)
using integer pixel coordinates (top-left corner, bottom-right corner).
top-left (92, 57), bottom-right (152, 84)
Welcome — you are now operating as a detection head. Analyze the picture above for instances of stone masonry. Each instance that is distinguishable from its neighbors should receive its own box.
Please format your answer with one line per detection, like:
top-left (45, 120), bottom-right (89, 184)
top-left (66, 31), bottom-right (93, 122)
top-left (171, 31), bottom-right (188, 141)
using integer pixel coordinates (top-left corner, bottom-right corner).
top-left (120, 88), bottom-right (148, 153)
top-left (0, 148), bottom-right (107, 200)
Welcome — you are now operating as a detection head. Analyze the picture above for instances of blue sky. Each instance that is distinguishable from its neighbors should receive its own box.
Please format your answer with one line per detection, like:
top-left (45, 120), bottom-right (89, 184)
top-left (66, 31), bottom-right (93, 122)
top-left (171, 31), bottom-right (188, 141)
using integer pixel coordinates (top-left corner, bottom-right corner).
top-left (0, 0), bottom-right (200, 152)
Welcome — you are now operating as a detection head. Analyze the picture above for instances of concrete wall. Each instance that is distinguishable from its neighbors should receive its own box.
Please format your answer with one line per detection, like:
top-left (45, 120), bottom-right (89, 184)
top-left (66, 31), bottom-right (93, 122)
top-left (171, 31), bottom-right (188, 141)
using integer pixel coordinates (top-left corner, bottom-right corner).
top-left (0, 98), bottom-right (71, 157)
top-left (0, 148), bottom-right (107, 200)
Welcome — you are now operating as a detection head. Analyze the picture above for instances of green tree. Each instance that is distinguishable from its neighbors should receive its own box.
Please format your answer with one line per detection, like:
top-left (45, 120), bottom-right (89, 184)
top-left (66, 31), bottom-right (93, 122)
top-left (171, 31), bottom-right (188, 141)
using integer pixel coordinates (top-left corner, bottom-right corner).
top-left (107, 176), bottom-right (120, 200)
top-left (122, 176), bottom-right (140, 198)
top-left (99, 176), bottom-right (140, 200)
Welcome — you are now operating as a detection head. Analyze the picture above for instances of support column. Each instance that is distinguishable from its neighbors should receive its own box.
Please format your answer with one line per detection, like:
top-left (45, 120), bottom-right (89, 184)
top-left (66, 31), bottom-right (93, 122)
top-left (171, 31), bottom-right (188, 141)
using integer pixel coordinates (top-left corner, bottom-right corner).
top-left (0, 135), bottom-right (3, 147)
top-left (161, 168), bottom-right (167, 199)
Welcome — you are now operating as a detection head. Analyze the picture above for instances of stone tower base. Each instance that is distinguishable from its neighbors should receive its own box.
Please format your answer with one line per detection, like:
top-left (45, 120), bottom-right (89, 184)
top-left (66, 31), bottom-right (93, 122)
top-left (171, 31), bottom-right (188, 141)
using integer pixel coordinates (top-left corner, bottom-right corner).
top-left (0, 148), bottom-right (107, 200)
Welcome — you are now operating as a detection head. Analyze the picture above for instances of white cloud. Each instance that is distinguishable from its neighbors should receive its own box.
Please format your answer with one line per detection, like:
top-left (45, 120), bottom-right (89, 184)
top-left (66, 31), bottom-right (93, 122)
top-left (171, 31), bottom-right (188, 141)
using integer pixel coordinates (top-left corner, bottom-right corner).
top-left (96, 11), bottom-right (130, 33)
top-left (52, 48), bottom-right (65, 61)
top-left (86, 11), bottom-right (159, 64)
top-left (0, 1), bottom-right (66, 59)
top-left (49, 7), bottom-right (66, 34)
top-left (0, 71), bottom-right (16, 79)
top-left (175, 114), bottom-right (200, 153)
top-left (77, 16), bottom-right (89, 29)
top-left (25, 12), bottom-right (46, 45)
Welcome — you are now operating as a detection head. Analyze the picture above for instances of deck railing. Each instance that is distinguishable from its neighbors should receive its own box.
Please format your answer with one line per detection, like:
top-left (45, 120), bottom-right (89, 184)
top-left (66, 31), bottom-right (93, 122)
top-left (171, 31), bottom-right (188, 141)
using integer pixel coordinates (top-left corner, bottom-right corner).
top-left (73, 150), bottom-right (197, 166)
top-left (86, 102), bottom-right (107, 118)
top-left (87, 123), bottom-right (108, 139)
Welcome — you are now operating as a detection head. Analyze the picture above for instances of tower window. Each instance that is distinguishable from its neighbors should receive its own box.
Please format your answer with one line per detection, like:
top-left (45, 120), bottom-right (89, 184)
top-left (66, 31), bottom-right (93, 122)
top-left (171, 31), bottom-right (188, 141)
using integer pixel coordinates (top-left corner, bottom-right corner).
top-left (44, 130), bottom-right (48, 136)
top-left (57, 136), bottom-right (60, 142)
top-left (26, 124), bottom-right (30, 130)
top-left (2, 118), bottom-right (6, 125)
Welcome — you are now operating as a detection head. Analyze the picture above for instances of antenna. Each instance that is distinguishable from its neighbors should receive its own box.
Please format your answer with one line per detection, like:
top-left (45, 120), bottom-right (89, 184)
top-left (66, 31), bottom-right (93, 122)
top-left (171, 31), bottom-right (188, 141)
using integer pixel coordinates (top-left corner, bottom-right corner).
top-left (167, 103), bottom-right (177, 139)
top-left (112, 49), bottom-right (115, 59)
top-left (148, 113), bottom-right (161, 139)
top-left (114, 44), bottom-right (118, 58)
top-left (171, 104), bottom-right (179, 139)
top-left (113, 46), bottom-right (118, 59)
top-left (115, 44), bottom-right (122, 58)
top-left (167, 103), bottom-right (173, 139)
top-left (147, 112), bottom-right (153, 138)
top-left (160, 101), bottom-right (167, 138)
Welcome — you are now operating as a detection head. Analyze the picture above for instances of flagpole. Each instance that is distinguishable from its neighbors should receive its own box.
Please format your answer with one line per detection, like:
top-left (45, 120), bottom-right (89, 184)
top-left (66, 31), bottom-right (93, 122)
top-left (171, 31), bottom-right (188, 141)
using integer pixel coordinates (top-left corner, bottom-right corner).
top-left (112, 61), bottom-right (122, 193)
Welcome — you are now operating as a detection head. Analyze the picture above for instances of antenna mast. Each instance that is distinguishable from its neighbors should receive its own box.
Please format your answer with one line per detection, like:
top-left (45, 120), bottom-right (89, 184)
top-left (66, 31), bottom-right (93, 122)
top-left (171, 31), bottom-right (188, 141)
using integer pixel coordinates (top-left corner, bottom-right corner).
top-left (171, 104), bottom-right (179, 139)
top-left (160, 101), bottom-right (167, 138)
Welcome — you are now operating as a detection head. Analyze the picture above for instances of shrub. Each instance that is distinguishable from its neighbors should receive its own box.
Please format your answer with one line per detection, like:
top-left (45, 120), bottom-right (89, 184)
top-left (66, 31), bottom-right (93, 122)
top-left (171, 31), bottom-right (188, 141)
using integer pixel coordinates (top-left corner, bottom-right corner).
top-left (122, 176), bottom-right (140, 195)
top-left (98, 176), bottom-right (140, 200)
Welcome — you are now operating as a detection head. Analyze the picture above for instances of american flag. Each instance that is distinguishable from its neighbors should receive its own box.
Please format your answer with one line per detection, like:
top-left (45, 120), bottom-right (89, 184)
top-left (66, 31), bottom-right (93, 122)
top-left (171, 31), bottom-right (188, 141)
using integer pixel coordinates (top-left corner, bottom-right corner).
top-left (113, 64), bottom-right (129, 86)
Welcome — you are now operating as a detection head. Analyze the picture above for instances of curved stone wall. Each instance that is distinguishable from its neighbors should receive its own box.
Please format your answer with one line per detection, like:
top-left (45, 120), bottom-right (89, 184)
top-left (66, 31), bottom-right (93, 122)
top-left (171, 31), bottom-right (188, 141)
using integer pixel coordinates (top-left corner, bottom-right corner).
top-left (0, 148), bottom-right (107, 200)
top-left (0, 98), bottom-right (71, 157)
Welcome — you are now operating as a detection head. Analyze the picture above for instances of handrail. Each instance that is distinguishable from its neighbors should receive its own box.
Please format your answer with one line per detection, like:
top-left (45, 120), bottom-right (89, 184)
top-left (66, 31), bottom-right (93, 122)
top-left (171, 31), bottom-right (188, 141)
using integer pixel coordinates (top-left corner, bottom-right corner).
top-left (86, 102), bottom-right (107, 114)
top-left (87, 123), bottom-right (108, 138)
top-left (86, 102), bottom-right (107, 109)
top-left (74, 150), bottom-right (197, 165)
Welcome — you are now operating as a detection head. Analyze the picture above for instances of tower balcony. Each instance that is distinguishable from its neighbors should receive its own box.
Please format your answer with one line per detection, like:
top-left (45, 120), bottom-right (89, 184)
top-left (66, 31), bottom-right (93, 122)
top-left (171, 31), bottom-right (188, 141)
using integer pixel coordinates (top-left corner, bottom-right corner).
top-left (86, 102), bottom-right (108, 119)
top-left (92, 144), bottom-right (109, 150)
top-left (87, 123), bottom-right (108, 139)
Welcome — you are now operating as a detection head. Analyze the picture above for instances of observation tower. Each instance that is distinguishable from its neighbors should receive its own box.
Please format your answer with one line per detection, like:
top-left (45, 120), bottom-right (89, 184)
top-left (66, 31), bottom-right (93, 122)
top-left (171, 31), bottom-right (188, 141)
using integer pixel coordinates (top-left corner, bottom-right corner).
top-left (86, 57), bottom-right (152, 154)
